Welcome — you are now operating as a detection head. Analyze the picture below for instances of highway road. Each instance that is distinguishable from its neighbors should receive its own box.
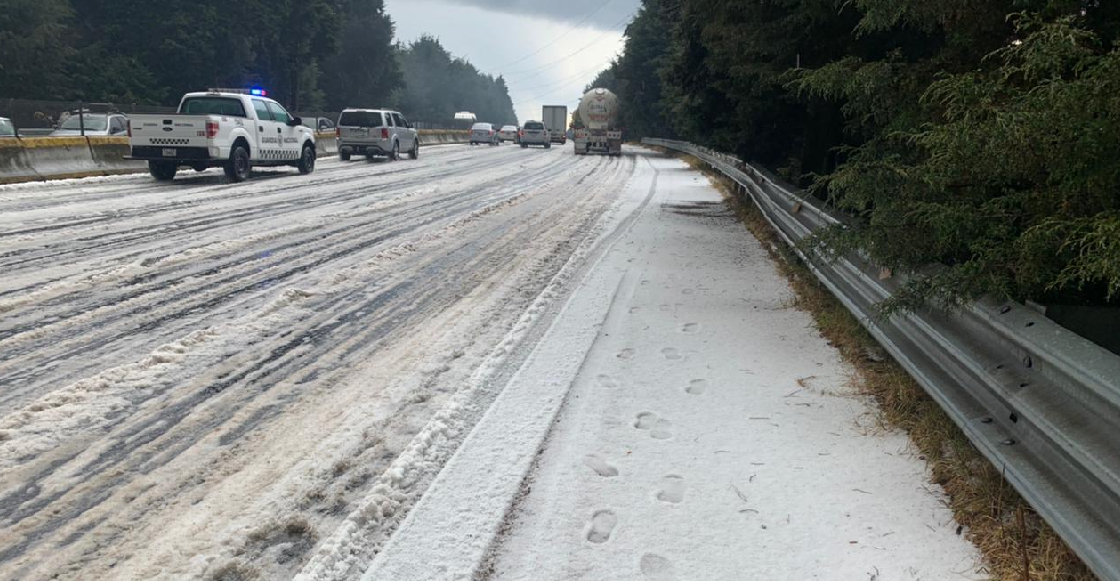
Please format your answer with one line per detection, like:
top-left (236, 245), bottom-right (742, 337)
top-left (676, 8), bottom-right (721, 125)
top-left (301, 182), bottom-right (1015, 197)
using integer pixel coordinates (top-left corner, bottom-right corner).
top-left (0, 143), bottom-right (634, 580)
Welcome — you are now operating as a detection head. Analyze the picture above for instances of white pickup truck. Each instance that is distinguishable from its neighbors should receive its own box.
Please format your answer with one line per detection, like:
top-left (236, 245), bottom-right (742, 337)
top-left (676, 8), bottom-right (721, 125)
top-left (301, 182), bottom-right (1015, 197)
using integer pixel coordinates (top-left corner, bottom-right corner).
top-left (128, 90), bottom-right (317, 182)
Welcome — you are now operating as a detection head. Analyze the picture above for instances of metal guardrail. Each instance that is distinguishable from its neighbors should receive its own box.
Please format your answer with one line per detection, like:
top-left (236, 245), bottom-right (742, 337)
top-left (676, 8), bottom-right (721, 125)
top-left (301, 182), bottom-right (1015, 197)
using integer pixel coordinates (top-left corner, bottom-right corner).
top-left (644, 137), bottom-right (1120, 581)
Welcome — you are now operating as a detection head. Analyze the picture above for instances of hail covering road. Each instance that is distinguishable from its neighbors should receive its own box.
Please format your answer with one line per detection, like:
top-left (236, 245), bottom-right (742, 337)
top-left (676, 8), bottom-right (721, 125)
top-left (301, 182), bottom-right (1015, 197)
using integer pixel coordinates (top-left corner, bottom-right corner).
top-left (0, 144), bottom-right (634, 580)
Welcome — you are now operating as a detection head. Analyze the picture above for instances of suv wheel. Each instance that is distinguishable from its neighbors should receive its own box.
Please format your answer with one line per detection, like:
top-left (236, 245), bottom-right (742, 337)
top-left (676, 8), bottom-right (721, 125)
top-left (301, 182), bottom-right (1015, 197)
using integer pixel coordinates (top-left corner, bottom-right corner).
top-left (149, 161), bottom-right (177, 181)
top-left (388, 142), bottom-right (399, 161)
top-left (224, 144), bottom-right (251, 182)
top-left (409, 140), bottom-right (419, 160)
top-left (298, 144), bottom-right (316, 174)
top-left (340, 151), bottom-right (351, 161)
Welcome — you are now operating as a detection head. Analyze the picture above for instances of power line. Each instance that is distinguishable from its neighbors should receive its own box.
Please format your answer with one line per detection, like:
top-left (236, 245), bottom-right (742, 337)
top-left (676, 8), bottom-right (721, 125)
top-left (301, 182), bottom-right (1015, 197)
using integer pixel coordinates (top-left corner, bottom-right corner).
top-left (513, 61), bottom-right (609, 94)
top-left (500, 15), bottom-right (631, 80)
top-left (513, 67), bottom-right (609, 107)
top-left (493, 0), bottom-right (618, 71)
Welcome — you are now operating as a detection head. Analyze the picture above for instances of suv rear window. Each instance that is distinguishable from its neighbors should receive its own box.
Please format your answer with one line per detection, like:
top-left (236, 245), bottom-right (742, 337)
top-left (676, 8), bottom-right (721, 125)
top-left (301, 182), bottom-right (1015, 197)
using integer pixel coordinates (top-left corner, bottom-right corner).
top-left (524, 122), bottom-right (545, 130)
top-left (180, 98), bottom-right (246, 117)
top-left (339, 111), bottom-right (384, 127)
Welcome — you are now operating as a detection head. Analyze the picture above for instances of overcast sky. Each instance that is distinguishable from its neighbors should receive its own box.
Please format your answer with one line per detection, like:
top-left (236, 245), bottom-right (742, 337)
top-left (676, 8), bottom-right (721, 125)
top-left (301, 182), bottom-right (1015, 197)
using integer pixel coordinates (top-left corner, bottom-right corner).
top-left (384, 0), bottom-right (640, 124)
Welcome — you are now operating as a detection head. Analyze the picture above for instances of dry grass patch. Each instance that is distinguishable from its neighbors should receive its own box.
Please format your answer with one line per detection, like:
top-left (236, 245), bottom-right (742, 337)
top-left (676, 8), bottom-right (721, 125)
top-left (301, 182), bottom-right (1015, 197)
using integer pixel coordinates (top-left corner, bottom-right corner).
top-left (674, 152), bottom-right (1095, 581)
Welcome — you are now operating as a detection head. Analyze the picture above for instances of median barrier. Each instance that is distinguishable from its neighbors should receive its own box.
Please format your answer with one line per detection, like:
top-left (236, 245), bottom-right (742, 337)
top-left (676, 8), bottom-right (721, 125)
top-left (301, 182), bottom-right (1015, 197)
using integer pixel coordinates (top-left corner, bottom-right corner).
top-left (315, 132), bottom-right (338, 157)
top-left (418, 130), bottom-right (469, 146)
top-left (0, 136), bottom-right (145, 185)
top-left (0, 139), bottom-right (36, 183)
top-left (88, 136), bottom-right (146, 174)
top-left (0, 131), bottom-right (475, 184)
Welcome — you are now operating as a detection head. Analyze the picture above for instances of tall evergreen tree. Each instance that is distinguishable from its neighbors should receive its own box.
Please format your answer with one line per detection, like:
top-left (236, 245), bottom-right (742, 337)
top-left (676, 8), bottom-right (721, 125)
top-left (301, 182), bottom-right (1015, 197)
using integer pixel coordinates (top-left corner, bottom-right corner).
top-left (0, 0), bottom-right (74, 99)
top-left (394, 36), bottom-right (517, 126)
top-left (320, 0), bottom-right (400, 111)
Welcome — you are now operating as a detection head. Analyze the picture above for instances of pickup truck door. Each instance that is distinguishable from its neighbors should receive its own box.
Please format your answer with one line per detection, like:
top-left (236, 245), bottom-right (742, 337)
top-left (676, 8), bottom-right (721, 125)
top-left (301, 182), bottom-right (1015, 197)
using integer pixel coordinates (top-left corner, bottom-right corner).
top-left (266, 101), bottom-right (300, 161)
top-left (250, 99), bottom-right (280, 159)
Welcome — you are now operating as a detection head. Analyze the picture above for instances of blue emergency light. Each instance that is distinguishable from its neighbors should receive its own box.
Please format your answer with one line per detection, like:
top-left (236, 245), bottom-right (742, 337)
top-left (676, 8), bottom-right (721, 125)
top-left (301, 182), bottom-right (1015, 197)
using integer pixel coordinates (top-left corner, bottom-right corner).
top-left (250, 88), bottom-right (268, 97)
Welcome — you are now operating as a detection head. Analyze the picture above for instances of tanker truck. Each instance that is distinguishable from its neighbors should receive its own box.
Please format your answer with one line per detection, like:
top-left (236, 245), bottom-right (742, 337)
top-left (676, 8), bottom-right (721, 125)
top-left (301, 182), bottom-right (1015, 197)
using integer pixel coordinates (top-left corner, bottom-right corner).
top-left (574, 88), bottom-right (622, 156)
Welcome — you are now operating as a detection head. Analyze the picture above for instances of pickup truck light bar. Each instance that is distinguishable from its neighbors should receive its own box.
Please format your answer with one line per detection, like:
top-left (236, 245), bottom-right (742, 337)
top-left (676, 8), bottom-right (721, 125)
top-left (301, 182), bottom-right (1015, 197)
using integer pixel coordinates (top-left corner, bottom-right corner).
top-left (206, 87), bottom-right (268, 96)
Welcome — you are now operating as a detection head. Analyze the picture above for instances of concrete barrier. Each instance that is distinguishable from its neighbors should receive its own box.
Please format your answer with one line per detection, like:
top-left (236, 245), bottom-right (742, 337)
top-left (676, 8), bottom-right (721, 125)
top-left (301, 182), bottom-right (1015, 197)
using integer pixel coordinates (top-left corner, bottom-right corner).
top-left (315, 131), bottom-right (338, 157)
top-left (318, 131), bottom-right (470, 160)
top-left (0, 139), bottom-right (36, 182)
top-left (87, 136), bottom-right (146, 175)
top-left (418, 130), bottom-right (470, 146)
top-left (0, 136), bottom-right (145, 185)
top-left (0, 131), bottom-right (474, 184)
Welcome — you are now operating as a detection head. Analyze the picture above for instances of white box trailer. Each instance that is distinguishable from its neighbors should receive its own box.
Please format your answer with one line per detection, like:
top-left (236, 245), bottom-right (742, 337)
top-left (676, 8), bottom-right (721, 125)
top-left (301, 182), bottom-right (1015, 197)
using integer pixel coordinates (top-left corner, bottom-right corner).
top-left (542, 105), bottom-right (568, 144)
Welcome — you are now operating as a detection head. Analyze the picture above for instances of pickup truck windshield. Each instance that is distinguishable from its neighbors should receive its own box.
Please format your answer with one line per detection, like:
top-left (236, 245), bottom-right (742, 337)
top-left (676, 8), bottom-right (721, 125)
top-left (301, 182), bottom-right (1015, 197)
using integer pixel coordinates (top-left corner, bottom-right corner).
top-left (59, 115), bottom-right (108, 131)
top-left (338, 111), bottom-right (384, 127)
top-left (180, 97), bottom-right (247, 117)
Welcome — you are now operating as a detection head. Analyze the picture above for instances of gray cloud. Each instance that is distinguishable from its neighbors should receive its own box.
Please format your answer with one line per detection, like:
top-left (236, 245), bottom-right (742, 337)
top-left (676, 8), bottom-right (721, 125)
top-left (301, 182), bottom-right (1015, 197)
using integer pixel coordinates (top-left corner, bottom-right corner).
top-left (441, 0), bottom-right (640, 30)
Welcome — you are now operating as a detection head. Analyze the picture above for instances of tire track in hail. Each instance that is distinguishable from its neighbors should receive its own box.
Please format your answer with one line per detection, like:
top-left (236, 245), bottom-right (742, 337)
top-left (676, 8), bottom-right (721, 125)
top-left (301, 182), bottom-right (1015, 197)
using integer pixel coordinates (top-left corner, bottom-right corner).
top-left (0, 155), bottom-right (627, 573)
top-left (0, 153), bottom-right (592, 409)
top-left (0, 147), bottom-right (524, 275)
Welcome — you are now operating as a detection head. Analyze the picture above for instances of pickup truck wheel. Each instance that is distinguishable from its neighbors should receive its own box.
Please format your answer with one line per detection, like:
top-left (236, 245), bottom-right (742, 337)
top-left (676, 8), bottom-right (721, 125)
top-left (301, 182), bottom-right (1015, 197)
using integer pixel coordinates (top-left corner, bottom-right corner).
top-left (149, 161), bottom-right (177, 181)
top-left (298, 144), bottom-right (316, 174)
top-left (545, 142), bottom-right (551, 149)
top-left (340, 151), bottom-right (351, 161)
top-left (225, 145), bottom-right (251, 182)
top-left (408, 140), bottom-right (419, 160)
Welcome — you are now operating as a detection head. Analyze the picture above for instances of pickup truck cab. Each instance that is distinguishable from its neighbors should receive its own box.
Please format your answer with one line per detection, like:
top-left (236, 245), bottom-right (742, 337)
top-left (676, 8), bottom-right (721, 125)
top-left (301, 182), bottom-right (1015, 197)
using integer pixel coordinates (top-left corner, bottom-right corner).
top-left (336, 109), bottom-right (418, 161)
top-left (128, 89), bottom-right (316, 182)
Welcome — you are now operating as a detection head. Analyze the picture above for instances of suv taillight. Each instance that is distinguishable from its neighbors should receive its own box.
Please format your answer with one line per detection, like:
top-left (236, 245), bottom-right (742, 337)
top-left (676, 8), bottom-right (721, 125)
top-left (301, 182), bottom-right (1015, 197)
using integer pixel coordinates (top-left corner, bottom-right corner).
top-left (335, 127), bottom-right (340, 138)
top-left (205, 121), bottom-right (219, 138)
top-left (381, 127), bottom-right (390, 140)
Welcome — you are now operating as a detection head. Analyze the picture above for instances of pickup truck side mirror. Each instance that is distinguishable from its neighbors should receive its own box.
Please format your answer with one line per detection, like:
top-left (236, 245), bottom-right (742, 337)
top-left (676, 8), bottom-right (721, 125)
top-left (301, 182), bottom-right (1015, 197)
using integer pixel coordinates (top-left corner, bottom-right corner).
top-left (288, 117), bottom-right (303, 127)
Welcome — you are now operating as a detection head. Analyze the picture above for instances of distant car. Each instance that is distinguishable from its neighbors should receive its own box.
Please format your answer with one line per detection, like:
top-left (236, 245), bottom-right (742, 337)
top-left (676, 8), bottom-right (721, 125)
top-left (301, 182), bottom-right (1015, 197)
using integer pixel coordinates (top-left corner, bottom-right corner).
top-left (498, 125), bottom-right (519, 143)
top-left (317, 117), bottom-right (335, 132)
top-left (519, 121), bottom-right (551, 149)
top-left (470, 123), bottom-right (500, 146)
top-left (336, 109), bottom-right (419, 161)
top-left (51, 112), bottom-right (129, 136)
top-left (0, 117), bottom-right (15, 137)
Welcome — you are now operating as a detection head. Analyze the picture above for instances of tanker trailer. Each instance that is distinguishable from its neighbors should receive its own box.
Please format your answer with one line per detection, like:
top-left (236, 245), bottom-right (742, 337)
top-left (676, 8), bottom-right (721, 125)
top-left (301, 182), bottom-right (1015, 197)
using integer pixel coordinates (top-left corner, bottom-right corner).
top-left (574, 88), bottom-right (622, 156)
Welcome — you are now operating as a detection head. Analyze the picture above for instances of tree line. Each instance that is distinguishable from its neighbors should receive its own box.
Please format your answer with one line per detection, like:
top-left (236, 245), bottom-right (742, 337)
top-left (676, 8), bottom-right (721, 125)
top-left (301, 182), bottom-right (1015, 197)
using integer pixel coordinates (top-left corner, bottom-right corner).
top-left (597, 0), bottom-right (1120, 313)
top-left (0, 0), bottom-right (517, 124)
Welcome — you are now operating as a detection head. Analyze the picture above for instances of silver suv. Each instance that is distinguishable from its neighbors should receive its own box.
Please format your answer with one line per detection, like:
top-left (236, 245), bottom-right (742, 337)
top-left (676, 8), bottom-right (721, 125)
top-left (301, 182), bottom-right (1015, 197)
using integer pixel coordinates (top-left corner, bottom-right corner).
top-left (337, 109), bottom-right (419, 161)
top-left (519, 121), bottom-right (550, 149)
